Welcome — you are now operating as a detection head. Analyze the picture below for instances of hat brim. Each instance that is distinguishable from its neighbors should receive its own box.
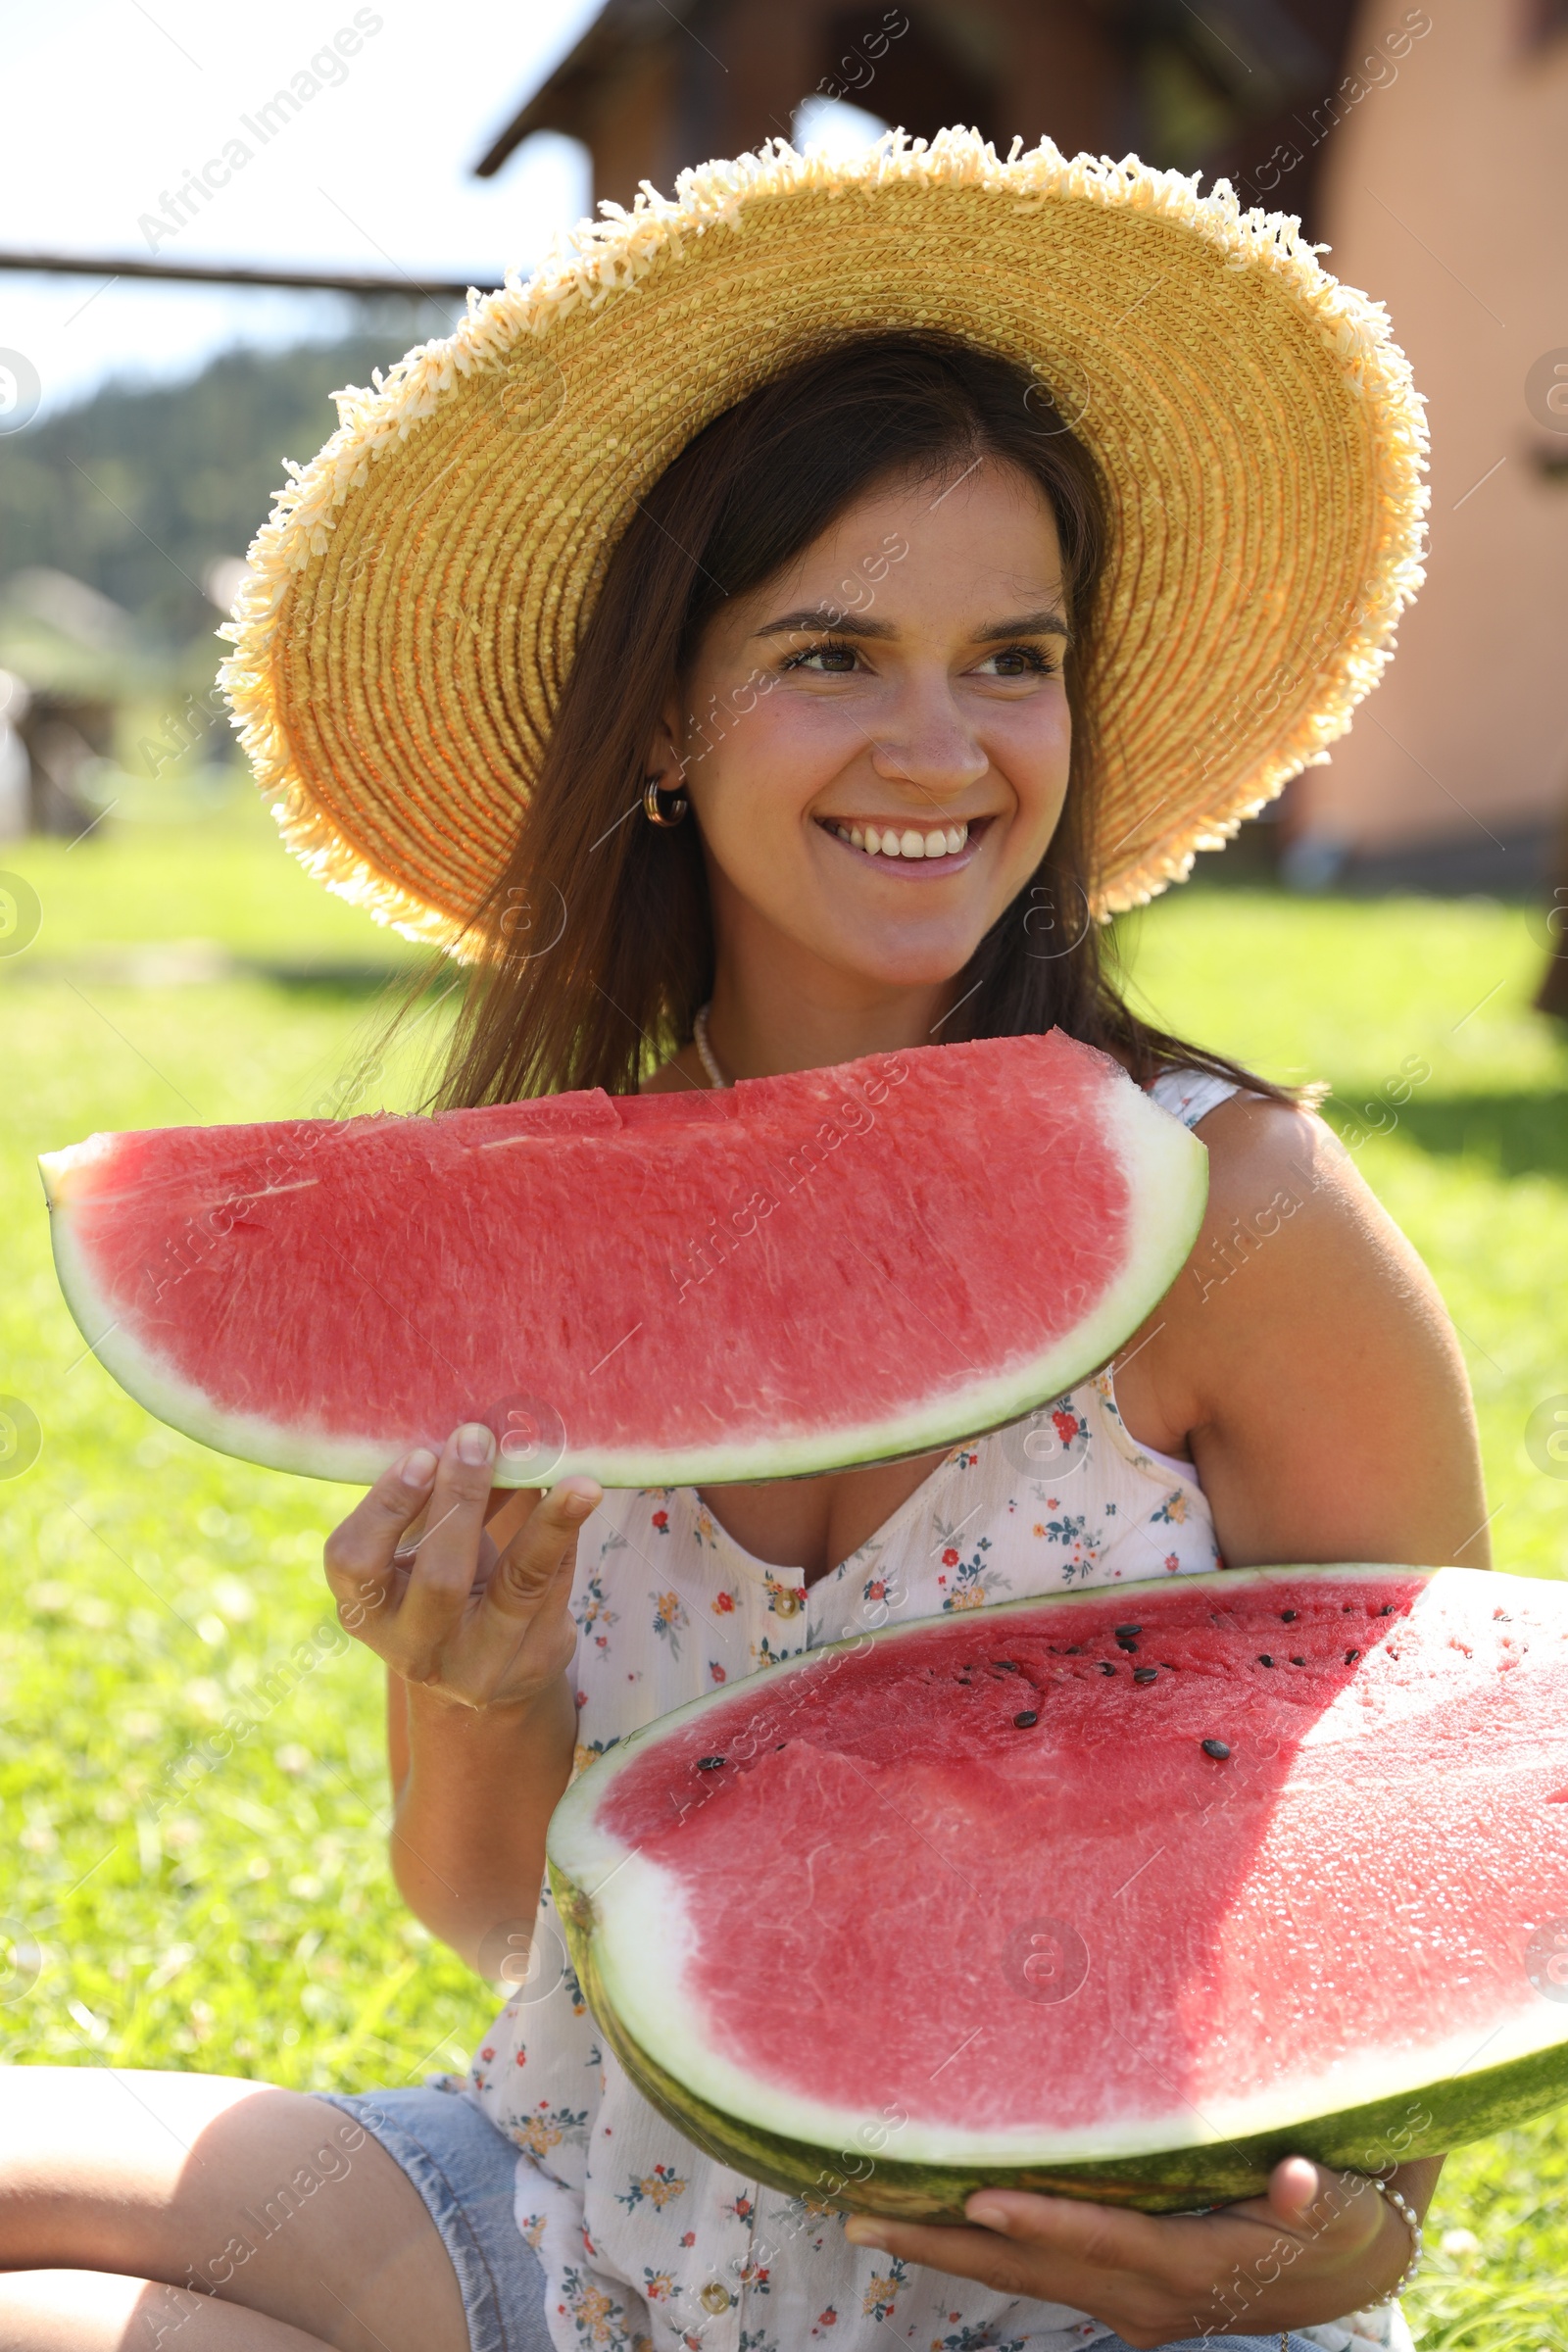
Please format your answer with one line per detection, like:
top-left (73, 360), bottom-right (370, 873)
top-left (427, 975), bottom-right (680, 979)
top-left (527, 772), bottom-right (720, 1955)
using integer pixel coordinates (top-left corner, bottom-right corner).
top-left (220, 130), bottom-right (1428, 955)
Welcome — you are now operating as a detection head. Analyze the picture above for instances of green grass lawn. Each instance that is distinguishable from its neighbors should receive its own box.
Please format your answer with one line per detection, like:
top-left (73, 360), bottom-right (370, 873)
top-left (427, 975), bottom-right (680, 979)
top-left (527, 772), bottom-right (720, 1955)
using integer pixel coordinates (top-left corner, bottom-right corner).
top-left (2, 804), bottom-right (1566, 2346)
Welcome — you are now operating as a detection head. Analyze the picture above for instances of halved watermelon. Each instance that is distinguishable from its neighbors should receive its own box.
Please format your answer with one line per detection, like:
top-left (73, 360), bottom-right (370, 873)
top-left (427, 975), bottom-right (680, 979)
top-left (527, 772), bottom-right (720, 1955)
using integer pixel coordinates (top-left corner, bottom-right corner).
top-left (548, 1565), bottom-right (1568, 2214)
top-left (39, 1032), bottom-right (1204, 1488)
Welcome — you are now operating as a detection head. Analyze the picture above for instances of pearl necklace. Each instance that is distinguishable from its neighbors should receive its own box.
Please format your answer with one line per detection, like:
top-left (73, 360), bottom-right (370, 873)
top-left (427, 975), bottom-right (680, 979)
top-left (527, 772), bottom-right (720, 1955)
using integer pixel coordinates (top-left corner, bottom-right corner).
top-left (692, 1003), bottom-right (727, 1091)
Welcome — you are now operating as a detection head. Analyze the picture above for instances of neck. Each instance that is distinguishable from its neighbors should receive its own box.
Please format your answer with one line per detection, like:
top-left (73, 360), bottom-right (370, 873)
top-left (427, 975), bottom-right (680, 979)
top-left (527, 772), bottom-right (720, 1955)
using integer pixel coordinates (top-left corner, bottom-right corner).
top-left (704, 945), bottom-right (962, 1083)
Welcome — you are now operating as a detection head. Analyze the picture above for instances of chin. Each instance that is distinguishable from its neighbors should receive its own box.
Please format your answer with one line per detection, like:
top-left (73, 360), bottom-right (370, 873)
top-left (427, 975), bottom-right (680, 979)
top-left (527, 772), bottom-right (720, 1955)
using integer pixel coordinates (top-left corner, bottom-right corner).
top-left (831, 935), bottom-right (986, 993)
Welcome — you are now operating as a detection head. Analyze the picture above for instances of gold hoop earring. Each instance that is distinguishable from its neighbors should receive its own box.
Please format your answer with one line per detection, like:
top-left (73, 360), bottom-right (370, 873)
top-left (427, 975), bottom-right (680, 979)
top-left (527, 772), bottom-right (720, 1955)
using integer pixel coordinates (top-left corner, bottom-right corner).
top-left (643, 773), bottom-right (689, 828)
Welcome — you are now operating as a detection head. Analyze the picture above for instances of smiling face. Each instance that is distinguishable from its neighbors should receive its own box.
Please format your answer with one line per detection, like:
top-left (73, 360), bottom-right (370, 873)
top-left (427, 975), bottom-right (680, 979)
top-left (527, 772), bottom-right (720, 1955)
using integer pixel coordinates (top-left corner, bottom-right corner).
top-left (659, 456), bottom-right (1073, 1027)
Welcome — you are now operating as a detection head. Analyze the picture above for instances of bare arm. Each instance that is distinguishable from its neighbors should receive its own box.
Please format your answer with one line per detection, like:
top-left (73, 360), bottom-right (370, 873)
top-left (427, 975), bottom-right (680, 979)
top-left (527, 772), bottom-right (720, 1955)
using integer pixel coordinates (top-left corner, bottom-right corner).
top-left (1116, 1097), bottom-right (1489, 1569)
top-left (387, 1675), bottom-right (577, 1968)
top-left (322, 1428), bottom-right (599, 1968)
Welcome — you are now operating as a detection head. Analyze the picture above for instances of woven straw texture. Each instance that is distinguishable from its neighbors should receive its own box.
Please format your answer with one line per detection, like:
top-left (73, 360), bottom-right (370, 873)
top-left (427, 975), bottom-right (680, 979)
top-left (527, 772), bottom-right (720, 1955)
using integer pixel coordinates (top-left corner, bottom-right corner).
top-left (219, 130), bottom-right (1428, 955)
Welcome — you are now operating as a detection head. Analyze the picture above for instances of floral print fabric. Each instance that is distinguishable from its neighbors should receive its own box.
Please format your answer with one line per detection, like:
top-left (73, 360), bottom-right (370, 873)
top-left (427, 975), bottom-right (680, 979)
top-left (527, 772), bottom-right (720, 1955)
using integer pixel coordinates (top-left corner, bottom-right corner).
top-left (460, 1071), bottom-right (1405, 2352)
top-left (466, 1365), bottom-right (1227, 2352)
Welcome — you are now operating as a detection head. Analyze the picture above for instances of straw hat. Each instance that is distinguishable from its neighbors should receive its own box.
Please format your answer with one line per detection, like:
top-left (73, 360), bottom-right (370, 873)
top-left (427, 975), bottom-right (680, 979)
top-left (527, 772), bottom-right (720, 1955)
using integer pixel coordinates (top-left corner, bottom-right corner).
top-left (219, 129), bottom-right (1427, 955)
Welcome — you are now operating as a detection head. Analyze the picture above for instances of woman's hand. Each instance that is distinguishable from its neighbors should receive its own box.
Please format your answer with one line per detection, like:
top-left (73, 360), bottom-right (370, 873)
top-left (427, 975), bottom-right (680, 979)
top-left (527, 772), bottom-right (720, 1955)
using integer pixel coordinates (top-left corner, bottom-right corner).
top-left (322, 1424), bottom-right (603, 1966)
top-left (845, 2156), bottom-right (1436, 2349)
top-left (322, 1422), bottom-right (602, 1712)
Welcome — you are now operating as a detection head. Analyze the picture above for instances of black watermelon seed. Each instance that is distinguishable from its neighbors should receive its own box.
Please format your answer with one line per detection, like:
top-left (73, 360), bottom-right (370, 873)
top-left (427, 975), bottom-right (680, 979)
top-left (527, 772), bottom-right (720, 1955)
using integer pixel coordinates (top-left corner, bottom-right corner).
top-left (1345, 1647), bottom-right (1361, 1664)
top-left (992, 1659), bottom-right (1021, 1673)
top-left (1114, 1624), bottom-right (1143, 1638)
top-left (697, 1755), bottom-right (726, 1771)
top-left (1099, 1662), bottom-right (1117, 1676)
top-left (1133, 1666), bottom-right (1158, 1685)
top-left (1378, 1604), bottom-right (1395, 1616)
top-left (1200, 1739), bottom-right (1231, 1760)
top-left (1012, 1709), bottom-right (1039, 1728)
top-left (1291, 1655), bottom-right (1306, 1667)
top-left (1064, 1645), bottom-right (1084, 1655)
top-left (1257, 1654), bottom-right (1275, 1668)
top-left (1281, 1609), bottom-right (1298, 1622)
top-left (1115, 1635), bottom-right (1140, 1653)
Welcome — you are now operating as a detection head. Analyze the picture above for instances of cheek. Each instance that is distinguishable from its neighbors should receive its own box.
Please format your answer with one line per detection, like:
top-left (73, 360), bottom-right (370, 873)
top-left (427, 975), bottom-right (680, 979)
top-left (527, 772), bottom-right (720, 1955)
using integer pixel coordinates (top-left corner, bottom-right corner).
top-left (994, 695), bottom-right (1072, 797)
top-left (689, 693), bottom-right (850, 835)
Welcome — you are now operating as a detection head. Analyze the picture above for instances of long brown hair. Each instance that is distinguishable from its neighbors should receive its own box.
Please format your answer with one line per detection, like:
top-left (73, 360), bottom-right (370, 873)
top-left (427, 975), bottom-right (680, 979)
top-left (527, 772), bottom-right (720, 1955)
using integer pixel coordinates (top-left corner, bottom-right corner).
top-left (433, 331), bottom-right (1289, 1107)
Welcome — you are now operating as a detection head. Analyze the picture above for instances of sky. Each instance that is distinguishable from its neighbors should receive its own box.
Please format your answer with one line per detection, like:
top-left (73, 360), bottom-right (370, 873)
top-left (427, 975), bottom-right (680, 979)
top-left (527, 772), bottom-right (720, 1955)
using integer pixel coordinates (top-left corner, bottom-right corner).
top-left (0, 0), bottom-right (614, 421)
top-left (0, 2), bottom-right (891, 428)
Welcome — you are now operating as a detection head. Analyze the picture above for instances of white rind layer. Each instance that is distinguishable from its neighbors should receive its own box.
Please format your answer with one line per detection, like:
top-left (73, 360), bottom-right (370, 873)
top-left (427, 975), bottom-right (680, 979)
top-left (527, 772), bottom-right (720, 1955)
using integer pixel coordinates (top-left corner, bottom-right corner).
top-left (38, 1074), bottom-right (1207, 1489)
top-left (552, 1566), bottom-right (1568, 2166)
top-left (42, 1145), bottom-right (394, 1486)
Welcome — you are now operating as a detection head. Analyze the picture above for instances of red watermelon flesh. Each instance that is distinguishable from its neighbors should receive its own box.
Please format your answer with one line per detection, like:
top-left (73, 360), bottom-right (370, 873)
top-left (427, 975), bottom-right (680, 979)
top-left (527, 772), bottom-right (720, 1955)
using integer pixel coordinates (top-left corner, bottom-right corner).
top-left (39, 1032), bottom-right (1205, 1488)
top-left (548, 1566), bottom-right (1568, 2210)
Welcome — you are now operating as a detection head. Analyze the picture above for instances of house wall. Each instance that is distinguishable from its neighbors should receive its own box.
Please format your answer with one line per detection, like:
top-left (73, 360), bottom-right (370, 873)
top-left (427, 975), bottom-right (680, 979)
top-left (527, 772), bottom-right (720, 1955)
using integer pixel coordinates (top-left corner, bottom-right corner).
top-left (1298, 0), bottom-right (1568, 862)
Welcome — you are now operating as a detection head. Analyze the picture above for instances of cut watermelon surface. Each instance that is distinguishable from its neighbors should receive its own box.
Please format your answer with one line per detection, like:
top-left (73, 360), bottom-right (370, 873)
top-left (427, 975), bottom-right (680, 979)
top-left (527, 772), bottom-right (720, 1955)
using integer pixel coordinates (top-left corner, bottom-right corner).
top-left (40, 1032), bottom-right (1205, 1488)
top-left (548, 1566), bottom-right (1568, 2214)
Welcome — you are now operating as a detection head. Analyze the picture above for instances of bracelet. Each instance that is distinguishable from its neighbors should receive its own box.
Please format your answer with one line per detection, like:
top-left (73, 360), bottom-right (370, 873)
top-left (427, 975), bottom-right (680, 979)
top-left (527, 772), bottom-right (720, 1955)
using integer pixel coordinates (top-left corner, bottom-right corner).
top-left (1370, 2177), bottom-right (1424, 2297)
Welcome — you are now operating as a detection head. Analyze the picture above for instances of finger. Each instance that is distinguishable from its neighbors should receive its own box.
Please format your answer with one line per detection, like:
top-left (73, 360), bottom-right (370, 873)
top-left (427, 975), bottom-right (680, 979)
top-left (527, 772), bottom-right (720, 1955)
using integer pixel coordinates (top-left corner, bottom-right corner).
top-left (392, 1423), bottom-right (499, 1655)
top-left (484, 1479), bottom-right (602, 1621)
top-left (843, 2217), bottom-right (1063, 2301)
top-left (1263, 2156), bottom-right (1385, 2256)
top-left (322, 1446), bottom-right (439, 1633)
top-left (960, 2186), bottom-right (1195, 2276)
top-left (1267, 2154), bottom-right (1327, 2225)
top-left (947, 2184), bottom-right (1309, 2315)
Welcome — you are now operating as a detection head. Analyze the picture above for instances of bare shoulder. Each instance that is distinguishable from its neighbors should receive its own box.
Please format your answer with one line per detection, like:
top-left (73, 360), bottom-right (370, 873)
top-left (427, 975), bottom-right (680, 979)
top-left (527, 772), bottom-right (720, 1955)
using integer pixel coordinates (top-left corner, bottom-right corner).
top-left (1125, 1091), bottom-right (1489, 1570)
top-left (1182, 1091), bottom-right (1429, 1304)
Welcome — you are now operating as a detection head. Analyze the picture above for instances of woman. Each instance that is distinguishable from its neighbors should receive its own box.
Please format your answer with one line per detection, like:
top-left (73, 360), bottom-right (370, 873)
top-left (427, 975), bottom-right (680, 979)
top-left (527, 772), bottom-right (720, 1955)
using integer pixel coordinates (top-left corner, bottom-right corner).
top-left (1, 134), bottom-right (1473, 2352)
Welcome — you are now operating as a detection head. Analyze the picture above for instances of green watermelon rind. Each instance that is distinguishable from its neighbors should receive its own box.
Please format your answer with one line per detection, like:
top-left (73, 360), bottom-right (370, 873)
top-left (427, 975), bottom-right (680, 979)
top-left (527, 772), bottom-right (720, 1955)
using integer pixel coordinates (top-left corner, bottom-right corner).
top-left (551, 1886), bottom-right (1568, 2218)
top-left (547, 1565), bottom-right (1568, 2216)
top-left (37, 1066), bottom-right (1208, 1489)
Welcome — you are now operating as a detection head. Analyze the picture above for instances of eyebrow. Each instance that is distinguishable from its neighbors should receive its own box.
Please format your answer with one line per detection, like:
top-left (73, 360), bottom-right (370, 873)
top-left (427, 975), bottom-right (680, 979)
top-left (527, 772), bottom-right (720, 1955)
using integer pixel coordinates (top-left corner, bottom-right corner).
top-left (753, 604), bottom-right (1073, 643)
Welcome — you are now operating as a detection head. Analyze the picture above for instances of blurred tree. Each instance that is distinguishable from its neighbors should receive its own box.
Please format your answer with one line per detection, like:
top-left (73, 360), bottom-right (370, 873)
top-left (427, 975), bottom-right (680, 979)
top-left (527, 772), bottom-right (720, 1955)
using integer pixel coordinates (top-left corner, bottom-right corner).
top-left (0, 317), bottom-right (445, 650)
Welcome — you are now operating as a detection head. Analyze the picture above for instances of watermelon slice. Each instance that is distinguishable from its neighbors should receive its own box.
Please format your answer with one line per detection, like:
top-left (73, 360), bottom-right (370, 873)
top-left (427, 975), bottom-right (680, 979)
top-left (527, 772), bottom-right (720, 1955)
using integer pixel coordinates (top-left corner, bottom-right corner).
top-left (548, 1566), bottom-right (1568, 2214)
top-left (39, 1033), bottom-right (1205, 1488)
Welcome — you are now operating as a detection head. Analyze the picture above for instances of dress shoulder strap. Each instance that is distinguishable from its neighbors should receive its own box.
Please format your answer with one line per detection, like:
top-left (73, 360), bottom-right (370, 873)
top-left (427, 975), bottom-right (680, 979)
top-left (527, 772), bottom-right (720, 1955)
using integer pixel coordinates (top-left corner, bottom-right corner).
top-left (1147, 1066), bottom-right (1246, 1131)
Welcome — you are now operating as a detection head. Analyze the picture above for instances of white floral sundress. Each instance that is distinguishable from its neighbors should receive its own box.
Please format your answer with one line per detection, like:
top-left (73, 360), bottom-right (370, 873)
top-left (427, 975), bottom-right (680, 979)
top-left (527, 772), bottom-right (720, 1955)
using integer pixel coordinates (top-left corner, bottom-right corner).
top-left (460, 1073), bottom-right (1411, 2352)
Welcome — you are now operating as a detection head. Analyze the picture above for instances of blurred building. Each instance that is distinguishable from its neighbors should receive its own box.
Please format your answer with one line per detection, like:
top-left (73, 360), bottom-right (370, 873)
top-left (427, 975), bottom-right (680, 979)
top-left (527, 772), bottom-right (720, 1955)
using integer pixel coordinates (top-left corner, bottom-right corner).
top-left (478, 0), bottom-right (1568, 914)
top-left (0, 570), bottom-right (136, 837)
top-left (1297, 0), bottom-right (1568, 901)
top-left (478, 0), bottom-right (1361, 237)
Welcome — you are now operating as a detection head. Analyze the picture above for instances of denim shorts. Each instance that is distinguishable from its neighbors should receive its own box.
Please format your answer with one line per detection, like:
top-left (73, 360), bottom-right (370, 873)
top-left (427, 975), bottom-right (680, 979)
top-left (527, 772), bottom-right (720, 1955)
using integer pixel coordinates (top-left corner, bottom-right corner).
top-left (314, 2085), bottom-right (554, 2352)
top-left (314, 2083), bottom-right (1339, 2352)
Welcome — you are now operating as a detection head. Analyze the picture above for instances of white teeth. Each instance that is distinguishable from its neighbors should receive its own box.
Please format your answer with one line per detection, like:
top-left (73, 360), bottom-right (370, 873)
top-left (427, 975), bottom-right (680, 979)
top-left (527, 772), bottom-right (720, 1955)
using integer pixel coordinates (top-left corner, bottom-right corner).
top-left (834, 820), bottom-right (971, 858)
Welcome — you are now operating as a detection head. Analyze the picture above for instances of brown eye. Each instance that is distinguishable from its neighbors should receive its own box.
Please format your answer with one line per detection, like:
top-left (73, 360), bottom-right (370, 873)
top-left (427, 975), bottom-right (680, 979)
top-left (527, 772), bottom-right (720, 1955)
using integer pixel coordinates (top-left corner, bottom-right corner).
top-left (979, 645), bottom-right (1055, 678)
top-left (784, 641), bottom-right (858, 674)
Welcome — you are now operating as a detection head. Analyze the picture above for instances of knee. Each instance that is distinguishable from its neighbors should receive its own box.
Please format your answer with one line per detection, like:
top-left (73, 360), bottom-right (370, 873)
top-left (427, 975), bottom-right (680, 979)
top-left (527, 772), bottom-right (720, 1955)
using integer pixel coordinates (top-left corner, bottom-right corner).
top-left (0, 2265), bottom-right (162, 2346)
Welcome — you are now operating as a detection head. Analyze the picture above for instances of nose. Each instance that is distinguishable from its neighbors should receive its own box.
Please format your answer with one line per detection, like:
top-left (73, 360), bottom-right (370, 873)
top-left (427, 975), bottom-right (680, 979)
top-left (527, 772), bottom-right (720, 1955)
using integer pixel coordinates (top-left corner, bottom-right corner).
top-left (868, 675), bottom-right (988, 806)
